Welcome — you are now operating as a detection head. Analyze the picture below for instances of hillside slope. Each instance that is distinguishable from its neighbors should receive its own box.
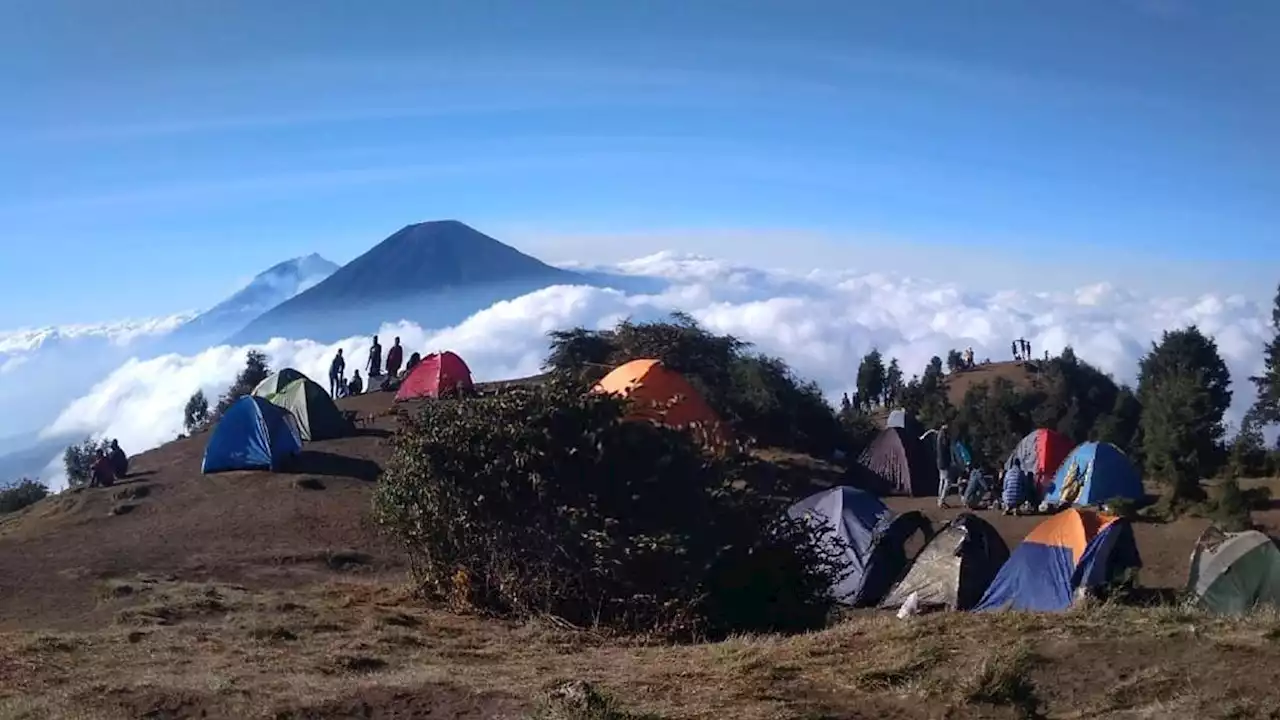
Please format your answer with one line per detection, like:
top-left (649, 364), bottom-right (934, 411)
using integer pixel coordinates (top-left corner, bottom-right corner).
top-left (0, 393), bottom-right (401, 631)
top-left (228, 221), bottom-right (583, 345)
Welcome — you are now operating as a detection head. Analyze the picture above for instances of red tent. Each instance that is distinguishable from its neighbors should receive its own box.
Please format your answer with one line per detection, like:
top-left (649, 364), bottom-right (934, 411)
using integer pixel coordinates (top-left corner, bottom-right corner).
top-left (395, 351), bottom-right (474, 401)
top-left (1004, 428), bottom-right (1074, 493)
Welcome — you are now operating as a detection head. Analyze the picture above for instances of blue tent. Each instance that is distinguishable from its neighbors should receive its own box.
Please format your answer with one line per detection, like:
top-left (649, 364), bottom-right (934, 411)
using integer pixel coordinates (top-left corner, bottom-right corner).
top-left (1043, 442), bottom-right (1143, 506)
top-left (201, 396), bottom-right (303, 474)
top-left (787, 486), bottom-right (932, 607)
top-left (975, 508), bottom-right (1141, 612)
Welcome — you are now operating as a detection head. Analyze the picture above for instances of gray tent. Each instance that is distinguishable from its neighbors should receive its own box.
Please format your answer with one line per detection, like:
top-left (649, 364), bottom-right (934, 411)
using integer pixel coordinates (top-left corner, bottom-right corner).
top-left (880, 513), bottom-right (1009, 612)
top-left (788, 486), bottom-right (932, 607)
top-left (1187, 527), bottom-right (1280, 615)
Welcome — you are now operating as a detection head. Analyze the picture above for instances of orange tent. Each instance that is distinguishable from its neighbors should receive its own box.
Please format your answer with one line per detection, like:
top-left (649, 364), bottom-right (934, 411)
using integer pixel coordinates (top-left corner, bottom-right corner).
top-left (592, 359), bottom-right (728, 445)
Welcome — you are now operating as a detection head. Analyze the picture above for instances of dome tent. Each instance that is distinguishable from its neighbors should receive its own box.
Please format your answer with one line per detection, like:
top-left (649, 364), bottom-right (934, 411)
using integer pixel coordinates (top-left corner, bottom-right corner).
top-left (852, 427), bottom-right (936, 496)
top-left (880, 513), bottom-right (1009, 612)
top-left (253, 368), bottom-right (311, 398)
top-left (262, 378), bottom-right (351, 441)
top-left (201, 396), bottom-right (302, 474)
top-left (1004, 428), bottom-right (1073, 494)
top-left (1044, 442), bottom-right (1143, 507)
top-left (787, 486), bottom-right (932, 607)
top-left (1187, 527), bottom-right (1280, 615)
top-left (591, 358), bottom-right (728, 446)
top-left (395, 351), bottom-right (475, 401)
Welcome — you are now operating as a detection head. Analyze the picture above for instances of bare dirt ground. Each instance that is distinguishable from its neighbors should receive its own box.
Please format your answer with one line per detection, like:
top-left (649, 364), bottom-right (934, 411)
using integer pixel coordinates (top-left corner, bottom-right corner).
top-left (4, 388), bottom-right (1280, 718)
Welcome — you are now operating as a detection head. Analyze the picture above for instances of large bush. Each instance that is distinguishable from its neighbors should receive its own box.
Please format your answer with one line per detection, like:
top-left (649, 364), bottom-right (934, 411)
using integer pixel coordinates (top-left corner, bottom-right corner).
top-left (545, 314), bottom-right (844, 456)
top-left (62, 437), bottom-right (111, 488)
top-left (373, 376), bottom-right (845, 639)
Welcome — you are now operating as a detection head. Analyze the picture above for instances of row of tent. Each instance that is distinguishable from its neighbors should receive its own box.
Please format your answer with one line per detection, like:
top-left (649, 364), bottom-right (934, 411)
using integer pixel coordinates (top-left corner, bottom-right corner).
top-left (793, 485), bottom-right (1280, 615)
top-left (200, 355), bottom-right (721, 475)
top-left (793, 481), bottom-right (1280, 609)
top-left (856, 422), bottom-right (1145, 506)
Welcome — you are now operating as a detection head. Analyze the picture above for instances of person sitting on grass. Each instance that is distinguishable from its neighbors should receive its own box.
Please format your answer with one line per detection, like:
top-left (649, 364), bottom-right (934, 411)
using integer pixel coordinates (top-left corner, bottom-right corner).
top-left (347, 370), bottom-right (363, 397)
top-left (963, 464), bottom-right (989, 509)
top-left (1002, 458), bottom-right (1029, 515)
top-left (89, 449), bottom-right (116, 488)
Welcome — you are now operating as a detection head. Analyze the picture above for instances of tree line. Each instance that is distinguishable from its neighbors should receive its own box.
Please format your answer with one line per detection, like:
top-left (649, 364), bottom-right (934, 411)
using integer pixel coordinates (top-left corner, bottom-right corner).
top-left (842, 284), bottom-right (1280, 507)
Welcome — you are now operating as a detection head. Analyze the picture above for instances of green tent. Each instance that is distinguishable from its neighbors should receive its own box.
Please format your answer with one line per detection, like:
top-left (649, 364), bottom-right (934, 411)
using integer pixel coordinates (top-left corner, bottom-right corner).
top-left (253, 368), bottom-right (311, 398)
top-left (1186, 527), bottom-right (1280, 615)
top-left (263, 378), bottom-right (350, 441)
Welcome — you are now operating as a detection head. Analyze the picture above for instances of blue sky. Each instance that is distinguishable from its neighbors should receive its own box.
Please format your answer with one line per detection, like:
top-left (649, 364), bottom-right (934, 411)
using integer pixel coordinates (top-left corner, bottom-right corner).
top-left (2, 0), bottom-right (1277, 327)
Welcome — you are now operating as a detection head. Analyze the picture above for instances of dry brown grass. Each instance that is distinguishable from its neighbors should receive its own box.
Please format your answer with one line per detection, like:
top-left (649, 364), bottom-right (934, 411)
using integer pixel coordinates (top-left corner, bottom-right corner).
top-left (2, 577), bottom-right (1280, 719)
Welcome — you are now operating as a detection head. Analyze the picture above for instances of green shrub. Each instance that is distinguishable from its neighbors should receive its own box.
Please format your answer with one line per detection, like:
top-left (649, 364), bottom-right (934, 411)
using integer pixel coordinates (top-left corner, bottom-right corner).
top-left (62, 437), bottom-right (110, 489)
top-left (0, 478), bottom-right (48, 514)
top-left (1205, 478), bottom-right (1254, 532)
top-left (373, 376), bottom-right (845, 639)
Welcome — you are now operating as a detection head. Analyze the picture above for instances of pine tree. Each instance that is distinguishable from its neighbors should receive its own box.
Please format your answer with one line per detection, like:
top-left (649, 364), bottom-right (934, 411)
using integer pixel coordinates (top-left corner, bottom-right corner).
top-left (884, 359), bottom-right (904, 406)
top-left (213, 350), bottom-right (272, 418)
top-left (183, 390), bottom-right (210, 434)
top-left (855, 349), bottom-right (886, 410)
top-left (1138, 326), bottom-right (1232, 507)
top-left (1250, 283), bottom-right (1280, 425)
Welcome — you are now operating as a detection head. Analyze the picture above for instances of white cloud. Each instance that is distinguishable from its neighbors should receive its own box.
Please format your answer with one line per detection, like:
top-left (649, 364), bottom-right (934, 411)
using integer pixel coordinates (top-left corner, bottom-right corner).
top-left (34, 252), bottom-right (1276, 489)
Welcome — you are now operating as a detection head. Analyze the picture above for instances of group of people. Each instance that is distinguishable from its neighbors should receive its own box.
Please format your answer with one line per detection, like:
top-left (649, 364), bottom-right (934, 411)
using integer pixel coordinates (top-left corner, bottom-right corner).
top-left (88, 439), bottom-right (129, 488)
top-left (327, 335), bottom-right (423, 398)
top-left (1011, 337), bottom-right (1033, 362)
top-left (923, 424), bottom-right (1035, 514)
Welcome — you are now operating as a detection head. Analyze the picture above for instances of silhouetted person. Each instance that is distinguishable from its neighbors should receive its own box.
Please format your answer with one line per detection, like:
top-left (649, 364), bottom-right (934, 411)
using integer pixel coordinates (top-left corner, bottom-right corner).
top-left (1024, 339), bottom-right (1032, 358)
top-left (348, 370), bottom-right (363, 396)
top-left (329, 349), bottom-right (346, 397)
top-left (920, 424), bottom-right (954, 509)
top-left (386, 337), bottom-right (404, 377)
top-left (1011, 340), bottom-right (1019, 361)
top-left (108, 439), bottom-right (128, 478)
top-left (89, 450), bottom-right (116, 488)
top-left (405, 351), bottom-right (422, 374)
top-left (367, 336), bottom-right (383, 377)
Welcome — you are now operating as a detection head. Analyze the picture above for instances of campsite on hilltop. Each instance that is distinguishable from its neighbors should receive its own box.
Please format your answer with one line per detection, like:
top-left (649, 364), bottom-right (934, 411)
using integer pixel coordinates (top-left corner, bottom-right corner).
top-left (3, 291), bottom-right (1280, 719)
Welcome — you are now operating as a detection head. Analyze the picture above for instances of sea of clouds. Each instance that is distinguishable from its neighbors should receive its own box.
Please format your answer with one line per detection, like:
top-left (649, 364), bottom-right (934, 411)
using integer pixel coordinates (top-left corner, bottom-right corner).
top-left (26, 252), bottom-right (1276, 488)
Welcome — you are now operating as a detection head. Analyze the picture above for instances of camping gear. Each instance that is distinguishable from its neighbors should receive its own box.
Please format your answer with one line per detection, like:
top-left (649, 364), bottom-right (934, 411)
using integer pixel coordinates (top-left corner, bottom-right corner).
top-left (252, 368), bottom-right (311, 398)
top-left (1043, 442), bottom-right (1143, 507)
top-left (1186, 527), bottom-right (1280, 615)
top-left (787, 486), bottom-right (932, 607)
top-left (201, 396), bottom-right (303, 474)
top-left (395, 351), bottom-right (475, 401)
top-left (262, 378), bottom-right (352, 441)
top-left (1004, 429), bottom-right (1074, 494)
top-left (592, 358), bottom-right (728, 445)
top-left (852, 427), bottom-right (937, 496)
top-left (975, 508), bottom-right (1141, 612)
top-left (880, 513), bottom-right (1009, 612)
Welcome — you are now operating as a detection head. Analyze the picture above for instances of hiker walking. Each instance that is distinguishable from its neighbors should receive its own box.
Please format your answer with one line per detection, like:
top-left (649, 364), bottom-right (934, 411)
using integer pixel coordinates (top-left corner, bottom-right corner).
top-left (386, 337), bottom-right (404, 378)
top-left (920, 424), bottom-right (955, 508)
top-left (367, 335), bottom-right (383, 377)
top-left (328, 349), bottom-right (346, 397)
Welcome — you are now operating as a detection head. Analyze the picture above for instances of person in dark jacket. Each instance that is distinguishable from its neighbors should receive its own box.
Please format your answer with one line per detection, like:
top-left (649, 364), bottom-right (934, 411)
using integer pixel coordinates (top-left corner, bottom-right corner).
top-left (386, 337), bottom-right (404, 378)
top-left (329, 349), bottom-right (346, 397)
top-left (367, 336), bottom-right (383, 377)
top-left (920, 424), bottom-right (955, 508)
top-left (348, 370), bottom-right (364, 396)
top-left (89, 450), bottom-right (116, 488)
top-left (405, 351), bottom-right (422, 374)
top-left (108, 439), bottom-right (128, 478)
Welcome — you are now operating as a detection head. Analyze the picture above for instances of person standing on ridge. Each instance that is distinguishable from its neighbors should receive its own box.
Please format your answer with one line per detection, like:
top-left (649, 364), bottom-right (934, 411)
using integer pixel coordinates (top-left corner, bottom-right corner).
top-left (1011, 340), bottom-right (1019, 361)
top-left (385, 337), bottom-right (404, 378)
top-left (329, 349), bottom-right (346, 397)
top-left (367, 336), bottom-right (383, 378)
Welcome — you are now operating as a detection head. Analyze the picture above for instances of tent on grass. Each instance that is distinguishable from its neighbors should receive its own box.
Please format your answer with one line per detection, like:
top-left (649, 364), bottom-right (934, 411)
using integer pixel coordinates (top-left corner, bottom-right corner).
top-left (395, 351), bottom-right (474, 401)
top-left (788, 486), bottom-right (932, 607)
top-left (880, 513), bottom-right (1010, 612)
top-left (1044, 442), bottom-right (1143, 507)
top-left (201, 396), bottom-right (302, 474)
top-left (851, 427), bottom-right (937, 496)
top-left (975, 508), bottom-right (1141, 612)
top-left (592, 358), bottom-right (729, 445)
top-left (262, 378), bottom-right (351, 441)
top-left (1186, 527), bottom-right (1280, 615)
top-left (252, 368), bottom-right (311, 398)
top-left (1004, 428), bottom-right (1073, 494)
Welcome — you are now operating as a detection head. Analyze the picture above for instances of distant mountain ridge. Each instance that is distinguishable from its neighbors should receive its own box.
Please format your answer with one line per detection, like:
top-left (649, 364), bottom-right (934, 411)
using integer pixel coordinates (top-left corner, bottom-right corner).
top-left (173, 253), bottom-right (339, 342)
top-left (227, 221), bottom-right (583, 344)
